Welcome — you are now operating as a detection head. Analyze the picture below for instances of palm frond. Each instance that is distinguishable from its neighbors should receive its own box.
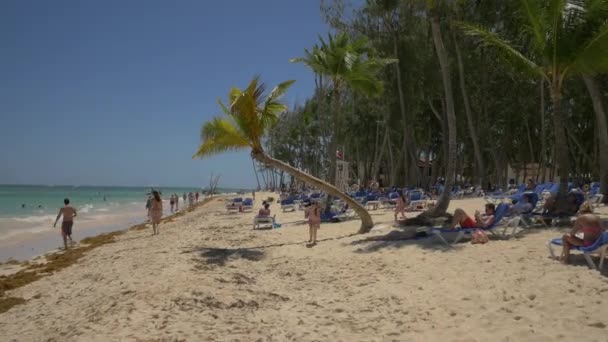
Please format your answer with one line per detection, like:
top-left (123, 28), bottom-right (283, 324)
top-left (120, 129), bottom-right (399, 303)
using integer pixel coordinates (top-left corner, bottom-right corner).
top-left (456, 21), bottom-right (545, 78)
top-left (569, 21), bottom-right (608, 75)
top-left (193, 117), bottom-right (250, 159)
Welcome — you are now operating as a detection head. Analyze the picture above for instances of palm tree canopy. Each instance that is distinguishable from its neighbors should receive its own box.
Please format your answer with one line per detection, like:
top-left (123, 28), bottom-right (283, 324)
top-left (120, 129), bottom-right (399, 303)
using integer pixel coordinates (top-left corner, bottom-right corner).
top-left (193, 76), bottom-right (295, 159)
top-left (290, 32), bottom-right (397, 96)
top-left (457, 0), bottom-right (608, 80)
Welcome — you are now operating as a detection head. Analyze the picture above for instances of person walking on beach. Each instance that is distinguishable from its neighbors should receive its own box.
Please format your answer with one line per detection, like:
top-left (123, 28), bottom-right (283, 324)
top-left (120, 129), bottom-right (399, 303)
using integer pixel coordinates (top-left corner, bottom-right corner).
top-left (195, 192), bottom-right (199, 202)
top-left (395, 190), bottom-right (407, 221)
top-left (148, 190), bottom-right (163, 235)
top-left (53, 198), bottom-right (77, 250)
top-left (169, 195), bottom-right (175, 213)
top-left (183, 193), bottom-right (187, 203)
top-left (305, 201), bottom-right (321, 245)
top-left (174, 193), bottom-right (179, 211)
top-left (145, 195), bottom-right (152, 219)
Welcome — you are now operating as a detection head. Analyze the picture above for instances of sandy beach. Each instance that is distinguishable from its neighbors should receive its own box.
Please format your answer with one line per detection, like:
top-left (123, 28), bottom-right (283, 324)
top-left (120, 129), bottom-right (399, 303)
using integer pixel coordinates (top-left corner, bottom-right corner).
top-left (1, 193), bottom-right (607, 341)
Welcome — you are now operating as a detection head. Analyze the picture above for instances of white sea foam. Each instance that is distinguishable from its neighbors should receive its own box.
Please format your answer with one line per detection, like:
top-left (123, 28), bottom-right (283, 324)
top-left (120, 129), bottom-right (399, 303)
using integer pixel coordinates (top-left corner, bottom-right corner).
top-left (79, 204), bottom-right (94, 213)
top-left (95, 208), bottom-right (110, 212)
top-left (9, 215), bottom-right (55, 224)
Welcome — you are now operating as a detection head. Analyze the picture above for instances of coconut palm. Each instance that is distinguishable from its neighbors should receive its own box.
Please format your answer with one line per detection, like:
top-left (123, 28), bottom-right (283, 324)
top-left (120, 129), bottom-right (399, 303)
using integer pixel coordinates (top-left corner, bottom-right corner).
top-left (290, 32), bottom-right (396, 185)
top-left (193, 76), bottom-right (375, 233)
top-left (458, 0), bottom-right (608, 199)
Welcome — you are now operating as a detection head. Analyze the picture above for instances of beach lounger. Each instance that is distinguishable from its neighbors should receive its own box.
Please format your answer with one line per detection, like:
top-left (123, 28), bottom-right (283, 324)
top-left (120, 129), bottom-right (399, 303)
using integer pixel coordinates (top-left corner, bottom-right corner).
top-left (431, 203), bottom-right (511, 246)
top-left (547, 232), bottom-right (608, 270)
top-left (280, 198), bottom-right (296, 212)
top-left (242, 198), bottom-right (254, 212)
top-left (406, 190), bottom-right (427, 211)
top-left (253, 216), bottom-right (274, 229)
top-left (364, 194), bottom-right (380, 210)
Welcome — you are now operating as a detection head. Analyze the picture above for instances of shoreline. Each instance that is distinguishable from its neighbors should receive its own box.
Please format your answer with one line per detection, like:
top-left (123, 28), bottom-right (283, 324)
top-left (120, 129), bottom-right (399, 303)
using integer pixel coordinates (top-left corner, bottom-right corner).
top-left (0, 195), bottom-right (219, 313)
top-left (0, 195), bottom-right (232, 262)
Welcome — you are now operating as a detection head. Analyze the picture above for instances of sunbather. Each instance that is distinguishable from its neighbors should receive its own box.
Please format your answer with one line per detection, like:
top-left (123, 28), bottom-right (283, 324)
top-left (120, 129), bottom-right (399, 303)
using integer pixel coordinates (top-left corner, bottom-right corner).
top-left (508, 193), bottom-right (533, 215)
top-left (450, 203), bottom-right (496, 229)
top-left (560, 214), bottom-right (603, 264)
top-left (258, 203), bottom-right (271, 217)
top-left (543, 192), bottom-right (579, 216)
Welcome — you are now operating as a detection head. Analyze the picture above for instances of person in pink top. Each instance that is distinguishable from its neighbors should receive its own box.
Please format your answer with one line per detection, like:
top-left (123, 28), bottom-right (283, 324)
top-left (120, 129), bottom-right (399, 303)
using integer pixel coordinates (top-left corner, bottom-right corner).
top-left (305, 201), bottom-right (321, 245)
top-left (394, 190), bottom-right (407, 221)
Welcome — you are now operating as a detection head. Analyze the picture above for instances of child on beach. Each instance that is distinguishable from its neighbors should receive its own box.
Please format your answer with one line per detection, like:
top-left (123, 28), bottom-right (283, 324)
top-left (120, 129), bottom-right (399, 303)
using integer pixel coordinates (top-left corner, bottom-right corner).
top-left (305, 201), bottom-right (321, 245)
top-left (395, 190), bottom-right (407, 221)
top-left (53, 198), bottom-right (77, 250)
top-left (149, 191), bottom-right (163, 235)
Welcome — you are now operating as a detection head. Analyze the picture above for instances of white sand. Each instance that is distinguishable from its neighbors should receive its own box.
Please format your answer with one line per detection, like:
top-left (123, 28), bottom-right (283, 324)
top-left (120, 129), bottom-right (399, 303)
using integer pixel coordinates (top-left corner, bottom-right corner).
top-left (1, 193), bottom-right (607, 341)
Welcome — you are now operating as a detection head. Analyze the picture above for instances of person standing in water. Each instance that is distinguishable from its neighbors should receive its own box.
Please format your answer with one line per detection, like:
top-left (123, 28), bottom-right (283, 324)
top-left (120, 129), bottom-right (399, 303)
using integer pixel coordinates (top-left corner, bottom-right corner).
top-left (53, 198), bottom-right (77, 250)
top-left (169, 195), bottom-right (175, 213)
top-left (148, 191), bottom-right (163, 235)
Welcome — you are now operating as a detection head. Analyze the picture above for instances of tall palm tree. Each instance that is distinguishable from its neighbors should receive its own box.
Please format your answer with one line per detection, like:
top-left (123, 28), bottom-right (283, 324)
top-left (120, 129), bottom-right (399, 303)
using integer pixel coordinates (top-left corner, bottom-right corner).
top-left (290, 32), bottom-right (396, 186)
top-left (459, 0), bottom-right (608, 200)
top-left (193, 76), bottom-right (375, 233)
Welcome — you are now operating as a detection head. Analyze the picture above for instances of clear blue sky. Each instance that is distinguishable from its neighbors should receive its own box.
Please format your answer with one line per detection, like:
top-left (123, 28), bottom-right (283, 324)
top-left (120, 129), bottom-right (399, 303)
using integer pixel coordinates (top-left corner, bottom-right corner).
top-left (0, 0), bottom-right (328, 188)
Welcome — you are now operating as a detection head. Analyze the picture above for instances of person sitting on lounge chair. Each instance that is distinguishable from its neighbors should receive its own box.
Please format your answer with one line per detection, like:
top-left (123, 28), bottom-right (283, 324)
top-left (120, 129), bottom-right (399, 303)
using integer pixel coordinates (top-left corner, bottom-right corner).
top-left (543, 192), bottom-right (579, 216)
top-left (451, 203), bottom-right (496, 229)
top-left (560, 213), bottom-right (603, 264)
top-left (508, 193), bottom-right (533, 215)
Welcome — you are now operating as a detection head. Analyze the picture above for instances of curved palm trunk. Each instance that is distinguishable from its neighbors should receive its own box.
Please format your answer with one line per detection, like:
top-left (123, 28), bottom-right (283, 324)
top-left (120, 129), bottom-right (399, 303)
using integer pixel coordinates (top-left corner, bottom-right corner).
top-left (252, 151), bottom-right (374, 233)
top-left (583, 76), bottom-right (608, 202)
top-left (423, 12), bottom-right (457, 217)
top-left (454, 38), bottom-right (484, 186)
top-left (251, 157), bottom-right (261, 190)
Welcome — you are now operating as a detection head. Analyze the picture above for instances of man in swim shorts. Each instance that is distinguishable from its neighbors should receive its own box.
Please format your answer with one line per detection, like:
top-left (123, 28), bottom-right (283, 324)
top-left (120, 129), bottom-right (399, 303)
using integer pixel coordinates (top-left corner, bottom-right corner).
top-left (53, 198), bottom-right (77, 250)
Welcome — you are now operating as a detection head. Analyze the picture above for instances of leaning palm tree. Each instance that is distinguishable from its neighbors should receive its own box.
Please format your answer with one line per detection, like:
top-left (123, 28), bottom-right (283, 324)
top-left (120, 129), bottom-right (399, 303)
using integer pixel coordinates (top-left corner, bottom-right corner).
top-left (193, 76), bottom-right (375, 233)
top-left (290, 32), bottom-right (396, 186)
top-left (458, 0), bottom-right (608, 200)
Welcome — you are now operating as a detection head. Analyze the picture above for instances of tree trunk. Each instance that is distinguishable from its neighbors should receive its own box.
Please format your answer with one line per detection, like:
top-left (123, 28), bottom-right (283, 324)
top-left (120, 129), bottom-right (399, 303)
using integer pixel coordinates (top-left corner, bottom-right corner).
top-left (423, 12), bottom-right (457, 217)
top-left (454, 36), bottom-right (484, 186)
top-left (550, 79), bottom-right (571, 197)
top-left (538, 78), bottom-right (546, 182)
top-left (583, 75), bottom-right (608, 202)
top-left (372, 126), bottom-right (389, 181)
top-left (252, 151), bottom-right (374, 233)
top-left (251, 157), bottom-right (261, 190)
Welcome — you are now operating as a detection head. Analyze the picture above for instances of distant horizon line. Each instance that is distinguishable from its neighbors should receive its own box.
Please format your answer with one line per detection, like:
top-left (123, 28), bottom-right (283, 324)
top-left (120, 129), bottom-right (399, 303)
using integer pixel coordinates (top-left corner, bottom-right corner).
top-left (0, 183), bottom-right (254, 190)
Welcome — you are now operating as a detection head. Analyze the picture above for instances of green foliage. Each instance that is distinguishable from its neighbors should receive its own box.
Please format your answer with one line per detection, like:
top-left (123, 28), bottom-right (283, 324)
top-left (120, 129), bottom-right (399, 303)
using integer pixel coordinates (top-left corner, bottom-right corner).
top-left (193, 76), bottom-right (295, 159)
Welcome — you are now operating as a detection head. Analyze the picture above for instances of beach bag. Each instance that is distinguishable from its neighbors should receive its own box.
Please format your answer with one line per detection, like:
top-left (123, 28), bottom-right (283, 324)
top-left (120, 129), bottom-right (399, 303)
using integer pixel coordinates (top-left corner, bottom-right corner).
top-left (471, 229), bottom-right (489, 244)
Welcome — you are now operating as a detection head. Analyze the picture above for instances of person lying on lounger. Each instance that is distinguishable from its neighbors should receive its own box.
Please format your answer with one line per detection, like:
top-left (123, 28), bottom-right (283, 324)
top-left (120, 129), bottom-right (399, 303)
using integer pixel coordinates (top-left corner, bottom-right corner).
top-left (450, 203), bottom-right (496, 229)
top-left (508, 193), bottom-right (533, 215)
top-left (560, 213), bottom-right (603, 264)
top-left (543, 192), bottom-right (579, 216)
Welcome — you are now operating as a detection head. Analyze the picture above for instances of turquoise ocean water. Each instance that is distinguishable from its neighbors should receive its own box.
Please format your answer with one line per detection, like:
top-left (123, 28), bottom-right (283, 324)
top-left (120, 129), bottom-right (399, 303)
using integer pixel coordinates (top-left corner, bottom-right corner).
top-left (0, 185), bottom-right (241, 240)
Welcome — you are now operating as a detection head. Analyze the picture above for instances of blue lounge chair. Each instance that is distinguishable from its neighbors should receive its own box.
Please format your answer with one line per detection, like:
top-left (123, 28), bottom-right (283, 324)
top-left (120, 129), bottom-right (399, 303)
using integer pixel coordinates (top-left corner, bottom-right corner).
top-left (431, 203), bottom-right (512, 246)
top-left (280, 198), bottom-right (296, 212)
top-left (548, 232), bottom-right (608, 270)
top-left (407, 190), bottom-right (427, 211)
top-left (242, 198), bottom-right (254, 212)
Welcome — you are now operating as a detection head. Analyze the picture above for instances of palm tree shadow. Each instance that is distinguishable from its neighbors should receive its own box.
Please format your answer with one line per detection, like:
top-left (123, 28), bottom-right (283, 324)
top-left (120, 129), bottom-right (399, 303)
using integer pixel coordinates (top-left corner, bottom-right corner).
top-left (351, 227), bottom-right (463, 253)
top-left (196, 247), bottom-right (266, 266)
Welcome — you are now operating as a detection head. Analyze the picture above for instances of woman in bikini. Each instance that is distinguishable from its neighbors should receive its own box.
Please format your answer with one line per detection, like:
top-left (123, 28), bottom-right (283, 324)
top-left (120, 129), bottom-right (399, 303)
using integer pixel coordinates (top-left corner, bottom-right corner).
top-left (149, 190), bottom-right (163, 235)
top-left (305, 201), bottom-right (321, 245)
top-left (394, 190), bottom-right (407, 221)
top-left (451, 203), bottom-right (496, 229)
top-left (560, 214), bottom-right (603, 264)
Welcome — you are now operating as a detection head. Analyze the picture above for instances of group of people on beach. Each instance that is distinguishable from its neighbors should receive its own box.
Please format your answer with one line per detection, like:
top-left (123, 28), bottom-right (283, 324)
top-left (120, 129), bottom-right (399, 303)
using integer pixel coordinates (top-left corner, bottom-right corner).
top-left (254, 198), bottom-right (321, 246)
